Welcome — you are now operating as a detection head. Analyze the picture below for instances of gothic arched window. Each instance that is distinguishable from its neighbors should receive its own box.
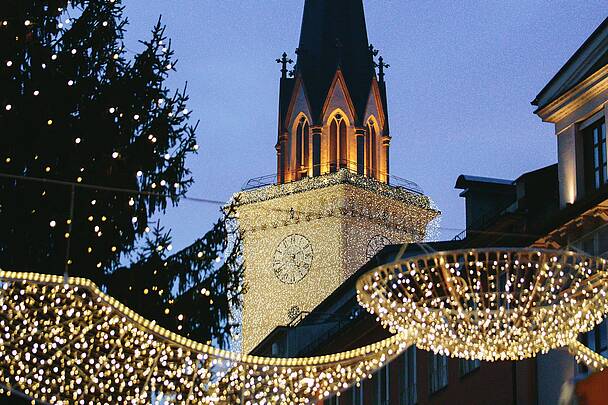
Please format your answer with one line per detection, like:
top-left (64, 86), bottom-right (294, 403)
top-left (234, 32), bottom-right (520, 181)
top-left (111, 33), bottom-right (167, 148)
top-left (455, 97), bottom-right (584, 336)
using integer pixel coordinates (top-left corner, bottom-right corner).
top-left (367, 119), bottom-right (378, 179)
top-left (329, 113), bottom-right (347, 173)
top-left (339, 119), bottom-right (347, 168)
top-left (303, 122), bottom-right (310, 171)
top-left (330, 117), bottom-right (338, 173)
top-left (295, 117), bottom-right (310, 175)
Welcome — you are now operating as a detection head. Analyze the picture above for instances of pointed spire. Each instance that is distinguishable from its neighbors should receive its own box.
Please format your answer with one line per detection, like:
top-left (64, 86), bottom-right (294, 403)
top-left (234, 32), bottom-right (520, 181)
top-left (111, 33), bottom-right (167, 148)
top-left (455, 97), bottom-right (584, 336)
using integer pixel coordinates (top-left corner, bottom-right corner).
top-left (295, 0), bottom-right (375, 124)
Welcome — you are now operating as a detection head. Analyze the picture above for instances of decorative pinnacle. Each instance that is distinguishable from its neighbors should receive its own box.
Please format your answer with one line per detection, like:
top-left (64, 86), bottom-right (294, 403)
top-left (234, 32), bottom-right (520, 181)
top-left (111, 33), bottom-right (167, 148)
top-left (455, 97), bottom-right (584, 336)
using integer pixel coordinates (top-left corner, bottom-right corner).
top-left (375, 56), bottom-right (390, 82)
top-left (276, 52), bottom-right (293, 79)
top-left (369, 44), bottom-right (379, 57)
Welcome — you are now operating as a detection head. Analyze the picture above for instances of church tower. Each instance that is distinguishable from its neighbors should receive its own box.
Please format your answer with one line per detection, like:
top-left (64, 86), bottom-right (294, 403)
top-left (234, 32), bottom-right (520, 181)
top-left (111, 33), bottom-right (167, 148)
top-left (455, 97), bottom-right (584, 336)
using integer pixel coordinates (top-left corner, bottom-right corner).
top-left (277, 0), bottom-right (390, 184)
top-left (234, 0), bottom-right (439, 353)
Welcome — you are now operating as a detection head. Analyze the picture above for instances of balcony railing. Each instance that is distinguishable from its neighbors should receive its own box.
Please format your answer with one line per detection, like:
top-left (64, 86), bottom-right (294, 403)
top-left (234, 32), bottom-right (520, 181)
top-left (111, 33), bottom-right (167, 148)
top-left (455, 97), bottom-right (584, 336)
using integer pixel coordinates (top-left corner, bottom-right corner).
top-left (242, 163), bottom-right (423, 195)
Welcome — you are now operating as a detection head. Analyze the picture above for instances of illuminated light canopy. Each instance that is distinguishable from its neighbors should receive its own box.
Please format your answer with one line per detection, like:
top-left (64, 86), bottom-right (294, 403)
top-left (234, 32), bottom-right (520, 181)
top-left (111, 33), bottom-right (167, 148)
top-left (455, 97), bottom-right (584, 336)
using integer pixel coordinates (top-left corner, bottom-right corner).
top-left (568, 340), bottom-right (608, 372)
top-left (0, 270), bottom-right (410, 404)
top-left (357, 248), bottom-right (608, 362)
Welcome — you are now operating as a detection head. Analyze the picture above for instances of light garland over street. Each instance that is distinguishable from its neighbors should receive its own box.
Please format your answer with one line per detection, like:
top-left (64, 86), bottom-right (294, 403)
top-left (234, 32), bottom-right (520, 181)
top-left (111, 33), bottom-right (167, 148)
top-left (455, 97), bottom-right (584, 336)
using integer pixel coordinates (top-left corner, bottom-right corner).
top-left (0, 270), bottom-right (410, 404)
top-left (3, 248), bottom-right (608, 403)
top-left (357, 248), bottom-right (608, 362)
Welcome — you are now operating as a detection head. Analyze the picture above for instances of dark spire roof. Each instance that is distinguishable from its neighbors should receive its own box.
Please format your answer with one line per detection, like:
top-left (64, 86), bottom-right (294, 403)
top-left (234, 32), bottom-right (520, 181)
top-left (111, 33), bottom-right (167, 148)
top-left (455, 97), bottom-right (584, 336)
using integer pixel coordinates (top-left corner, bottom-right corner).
top-left (295, 0), bottom-right (376, 124)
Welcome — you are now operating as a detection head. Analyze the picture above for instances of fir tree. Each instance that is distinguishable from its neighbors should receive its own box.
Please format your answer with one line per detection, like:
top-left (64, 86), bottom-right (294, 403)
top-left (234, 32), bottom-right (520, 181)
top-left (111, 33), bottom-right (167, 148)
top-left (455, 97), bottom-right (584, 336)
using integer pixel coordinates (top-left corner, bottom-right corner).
top-left (109, 205), bottom-right (244, 347)
top-left (0, 0), bottom-right (242, 355)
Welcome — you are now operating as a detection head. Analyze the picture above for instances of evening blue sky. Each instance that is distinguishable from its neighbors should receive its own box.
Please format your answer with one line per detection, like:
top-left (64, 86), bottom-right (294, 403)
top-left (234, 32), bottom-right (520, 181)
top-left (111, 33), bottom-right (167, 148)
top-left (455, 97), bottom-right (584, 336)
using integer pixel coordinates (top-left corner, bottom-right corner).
top-left (124, 1), bottom-right (606, 249)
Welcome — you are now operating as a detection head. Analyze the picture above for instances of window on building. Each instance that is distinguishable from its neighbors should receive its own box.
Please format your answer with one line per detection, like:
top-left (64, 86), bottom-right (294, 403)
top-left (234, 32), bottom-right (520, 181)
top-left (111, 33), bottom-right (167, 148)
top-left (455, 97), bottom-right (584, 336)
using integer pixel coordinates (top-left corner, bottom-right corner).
top-left (295, 117), bottom-right (309, 178)
top-left (324, 395), bottom-right (339, 405)
top-left (597, 226), bottom-right (608, 257)
top-left (459, 358), bottom-right (480, 377)
top-left (400, 346), bottom-right (417, 405)
top-left (296, 118), bottom-right (303, 169)
top-left (329, 114), bottom-right (348, 172)
top-left (313, 132), bottom-right (321, 177)
top-left (339, 119), bottom-right (347, 168)
top-left (429, 352), bottom-right (448, 394)
top-left (352, 383), bottom-right (363, 405)
top-left (573, 227), bottom-right (608, 375)
top-left (367, 121), bottom-right (377, 179)
top-left (373, 365), bottom-right (389, 405)
top-left (584, 119), bottom-right (607, 192)
top-left (330, 117), bottom-right (338, 172)
top-left (303, 122), bottom-right (309, 170)
top-left (296, 118), bottom-right (310, 169)
top-left (356, 135), bottom-right (365, 175)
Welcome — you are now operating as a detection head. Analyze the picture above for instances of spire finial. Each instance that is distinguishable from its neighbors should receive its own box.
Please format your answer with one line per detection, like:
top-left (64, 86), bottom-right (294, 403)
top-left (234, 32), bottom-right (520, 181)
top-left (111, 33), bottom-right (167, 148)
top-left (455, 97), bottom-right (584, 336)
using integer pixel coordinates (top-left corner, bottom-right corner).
top-left (276, 52), bottom-right (293, 79)
top-left (375, 56), bottom-right (390, 83)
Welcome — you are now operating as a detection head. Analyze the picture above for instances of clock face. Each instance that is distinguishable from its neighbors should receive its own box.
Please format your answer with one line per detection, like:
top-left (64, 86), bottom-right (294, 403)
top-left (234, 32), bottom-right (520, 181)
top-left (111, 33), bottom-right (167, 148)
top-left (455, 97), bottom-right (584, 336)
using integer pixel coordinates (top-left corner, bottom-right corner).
top-left (273, 234), bottom-right (314, 284)
top-left (366, 235), bottom-right (392, 260)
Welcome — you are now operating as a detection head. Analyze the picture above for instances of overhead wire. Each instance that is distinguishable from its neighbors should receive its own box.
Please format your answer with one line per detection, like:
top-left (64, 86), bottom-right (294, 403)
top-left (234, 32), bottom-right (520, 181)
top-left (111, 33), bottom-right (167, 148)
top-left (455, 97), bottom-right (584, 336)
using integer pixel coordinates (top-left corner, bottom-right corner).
top-left (0, 171), bottom-right (548, 240)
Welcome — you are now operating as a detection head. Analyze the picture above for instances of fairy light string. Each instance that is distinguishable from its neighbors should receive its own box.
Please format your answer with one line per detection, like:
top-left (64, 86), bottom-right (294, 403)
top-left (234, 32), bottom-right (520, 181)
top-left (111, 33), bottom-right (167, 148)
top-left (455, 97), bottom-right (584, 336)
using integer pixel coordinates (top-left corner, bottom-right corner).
top-left (0, 270), bottom-right (411, 404)
top-left (357, 248), bottom-right (608, 363)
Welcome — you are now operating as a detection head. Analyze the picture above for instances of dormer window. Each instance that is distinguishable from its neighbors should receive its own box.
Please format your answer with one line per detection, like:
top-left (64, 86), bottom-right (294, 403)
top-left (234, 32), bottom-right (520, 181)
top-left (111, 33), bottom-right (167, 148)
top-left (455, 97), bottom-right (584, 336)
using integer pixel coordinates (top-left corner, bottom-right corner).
top-left (584, 119), bottom-right (607, 192)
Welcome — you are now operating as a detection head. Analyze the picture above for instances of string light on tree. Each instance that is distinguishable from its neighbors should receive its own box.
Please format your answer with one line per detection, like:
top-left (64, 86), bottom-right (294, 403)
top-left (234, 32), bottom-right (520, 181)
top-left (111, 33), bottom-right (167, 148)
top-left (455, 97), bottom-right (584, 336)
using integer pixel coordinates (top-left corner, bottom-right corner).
top-left (0, 0), bottom-right (240, 384)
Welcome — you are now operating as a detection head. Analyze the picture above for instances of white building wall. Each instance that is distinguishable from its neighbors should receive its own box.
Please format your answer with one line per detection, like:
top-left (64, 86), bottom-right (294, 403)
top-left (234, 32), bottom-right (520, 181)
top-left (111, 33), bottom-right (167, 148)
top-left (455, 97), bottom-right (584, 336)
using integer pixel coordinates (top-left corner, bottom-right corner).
top-left (556, 124), bottom-right (579, 207)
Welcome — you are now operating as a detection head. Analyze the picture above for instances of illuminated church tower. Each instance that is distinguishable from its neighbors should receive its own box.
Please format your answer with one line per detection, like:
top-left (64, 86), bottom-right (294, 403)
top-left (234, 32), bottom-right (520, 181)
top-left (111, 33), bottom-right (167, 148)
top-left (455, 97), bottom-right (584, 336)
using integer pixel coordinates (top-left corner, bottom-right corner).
top-left (234, 0), bottom-right (439, 353)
